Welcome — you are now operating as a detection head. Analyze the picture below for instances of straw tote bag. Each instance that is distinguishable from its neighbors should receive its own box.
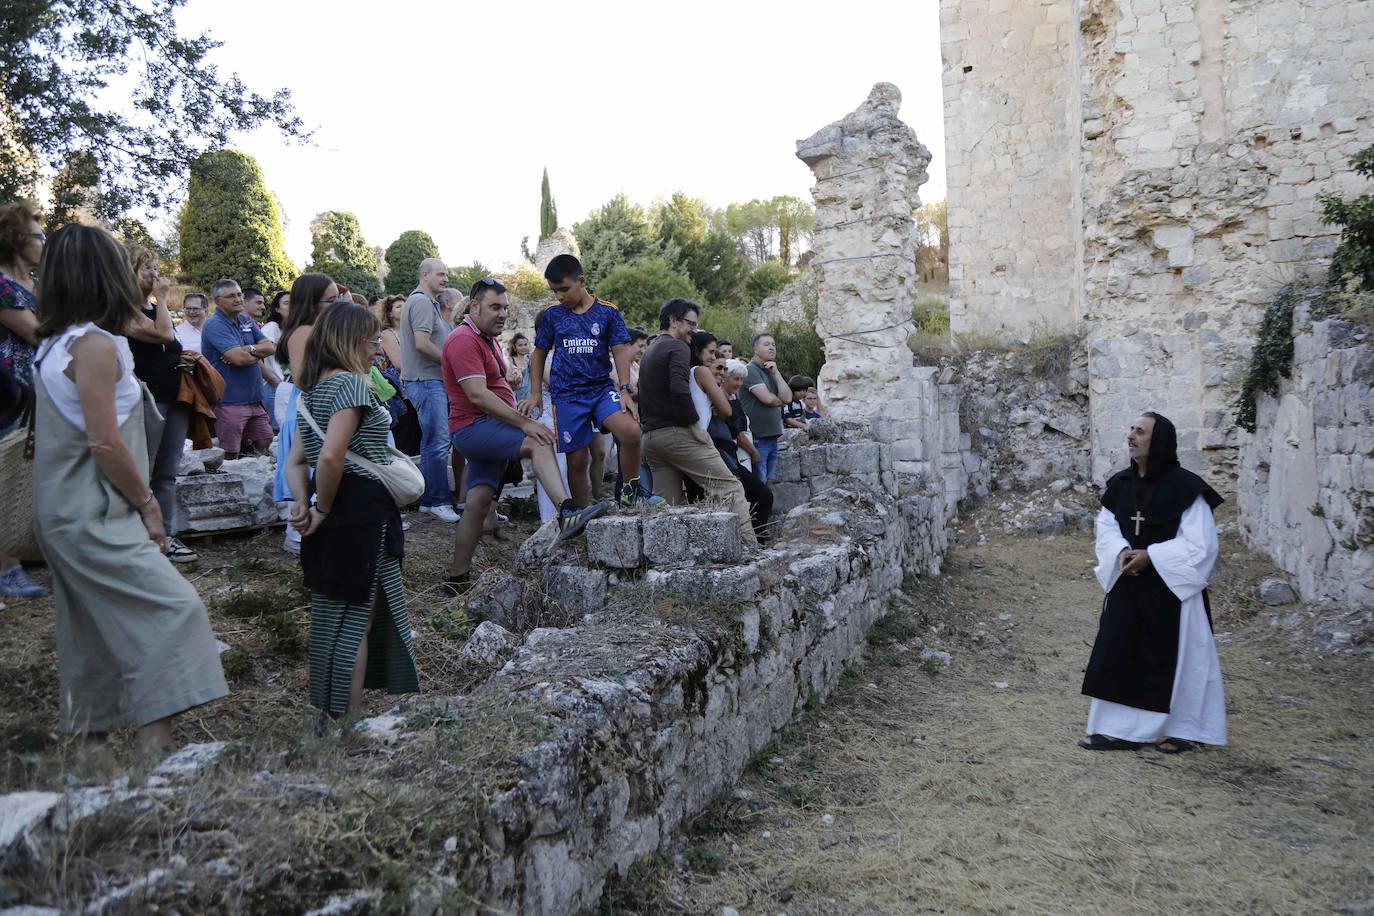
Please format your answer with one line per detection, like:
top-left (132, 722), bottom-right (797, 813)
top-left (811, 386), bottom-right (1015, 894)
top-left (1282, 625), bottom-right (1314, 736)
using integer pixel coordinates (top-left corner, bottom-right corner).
top-left (0, 391), bottom-right (38, 558)
top-left (296, 398), bottom-right (424, 508)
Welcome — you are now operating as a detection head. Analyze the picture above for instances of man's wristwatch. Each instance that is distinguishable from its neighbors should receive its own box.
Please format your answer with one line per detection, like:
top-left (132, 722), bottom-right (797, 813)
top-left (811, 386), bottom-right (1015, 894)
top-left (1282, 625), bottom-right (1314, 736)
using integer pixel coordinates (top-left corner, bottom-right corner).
top-left (619, 383), bottom-right (634, 393)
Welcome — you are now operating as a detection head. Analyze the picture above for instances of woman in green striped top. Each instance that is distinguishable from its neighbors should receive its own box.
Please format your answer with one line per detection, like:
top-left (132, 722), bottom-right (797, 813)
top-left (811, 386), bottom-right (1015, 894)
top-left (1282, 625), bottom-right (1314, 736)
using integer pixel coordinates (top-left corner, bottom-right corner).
top-left (283, 303), bottom-right (418, 720)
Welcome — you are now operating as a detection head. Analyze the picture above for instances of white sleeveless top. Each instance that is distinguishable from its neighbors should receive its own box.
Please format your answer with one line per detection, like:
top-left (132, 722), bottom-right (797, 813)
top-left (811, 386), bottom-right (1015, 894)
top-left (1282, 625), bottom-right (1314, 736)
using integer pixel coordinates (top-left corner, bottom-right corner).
top-left (38, 323), bottom-right (143, 430)
top-left (688, 368), bottom-right (712, 430)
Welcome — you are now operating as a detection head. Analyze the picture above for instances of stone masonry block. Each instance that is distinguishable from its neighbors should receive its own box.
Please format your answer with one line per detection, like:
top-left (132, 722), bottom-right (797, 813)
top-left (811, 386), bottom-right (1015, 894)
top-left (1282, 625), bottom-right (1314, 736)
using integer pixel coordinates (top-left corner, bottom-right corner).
top-left (774, 448), bottom-right (802, 483)
top-left (642, 511), bottom-right (745, 567)
top-left (824, 442), bottom-right (881, 476)
top-left (586, 516), bottom-right (642, 569)
top-left (547, 566), bottom-right (608, 616)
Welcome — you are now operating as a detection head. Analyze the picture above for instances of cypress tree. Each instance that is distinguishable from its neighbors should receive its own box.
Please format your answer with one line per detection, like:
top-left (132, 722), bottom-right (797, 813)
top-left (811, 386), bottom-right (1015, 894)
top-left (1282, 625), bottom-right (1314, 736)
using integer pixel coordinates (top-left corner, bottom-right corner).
top-left (540, 168), bottom-right (558, 241)
top-left (177, 150), bottom-right (295, 292)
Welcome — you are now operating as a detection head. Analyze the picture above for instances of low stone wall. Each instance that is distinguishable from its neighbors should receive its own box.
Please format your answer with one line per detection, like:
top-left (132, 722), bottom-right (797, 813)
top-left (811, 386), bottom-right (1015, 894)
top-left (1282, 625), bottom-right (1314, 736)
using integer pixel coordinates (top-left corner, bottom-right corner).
top-left (0, 425), bottom-right (950, 914)
top-left (1239, 307), bottom-right (1374, 606)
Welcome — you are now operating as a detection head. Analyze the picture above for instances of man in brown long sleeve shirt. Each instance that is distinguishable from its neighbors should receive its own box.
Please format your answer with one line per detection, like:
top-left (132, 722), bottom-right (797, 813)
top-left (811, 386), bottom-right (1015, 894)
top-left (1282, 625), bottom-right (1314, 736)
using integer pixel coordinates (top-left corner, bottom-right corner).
top-left (639, 298), bottom-right (758, 547)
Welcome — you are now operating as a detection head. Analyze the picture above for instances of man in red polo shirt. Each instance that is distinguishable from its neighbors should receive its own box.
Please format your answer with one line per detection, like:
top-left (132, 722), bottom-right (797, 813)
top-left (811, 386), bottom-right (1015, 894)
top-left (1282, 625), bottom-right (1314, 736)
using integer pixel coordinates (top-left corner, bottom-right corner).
top-left (439, 277), bottom-right (608, 595)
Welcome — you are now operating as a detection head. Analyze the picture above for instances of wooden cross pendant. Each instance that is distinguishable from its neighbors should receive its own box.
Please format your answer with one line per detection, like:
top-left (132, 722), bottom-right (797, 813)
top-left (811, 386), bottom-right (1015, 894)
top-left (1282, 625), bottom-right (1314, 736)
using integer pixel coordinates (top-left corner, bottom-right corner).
top-left (1131, 510), bottom-right (1145, 536)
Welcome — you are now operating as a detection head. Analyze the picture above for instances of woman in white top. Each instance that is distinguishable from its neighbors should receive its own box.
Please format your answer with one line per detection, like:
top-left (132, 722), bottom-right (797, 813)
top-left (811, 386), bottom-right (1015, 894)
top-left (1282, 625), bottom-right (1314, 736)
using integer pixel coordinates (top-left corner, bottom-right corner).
top-left (260, 290), bottom-right (289, 344)
top-left (689, 329), bottom-right (731, 430)
top-left (31, 225), bottom-right (226, 757)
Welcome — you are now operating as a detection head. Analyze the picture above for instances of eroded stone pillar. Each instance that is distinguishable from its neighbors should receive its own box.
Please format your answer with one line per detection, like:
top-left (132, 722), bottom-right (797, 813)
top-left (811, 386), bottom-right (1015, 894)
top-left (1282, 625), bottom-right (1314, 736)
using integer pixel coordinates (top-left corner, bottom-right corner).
top-left (798, 82), bottom-right (930, 422)
top-left (798, 84), bottom-right (963, 504)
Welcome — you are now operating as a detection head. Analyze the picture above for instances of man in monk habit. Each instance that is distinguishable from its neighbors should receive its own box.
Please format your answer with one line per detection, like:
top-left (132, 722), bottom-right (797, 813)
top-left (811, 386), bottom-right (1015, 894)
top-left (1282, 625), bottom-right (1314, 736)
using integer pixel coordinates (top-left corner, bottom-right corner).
top-left (1079, 411), bottom-right (1228, 754)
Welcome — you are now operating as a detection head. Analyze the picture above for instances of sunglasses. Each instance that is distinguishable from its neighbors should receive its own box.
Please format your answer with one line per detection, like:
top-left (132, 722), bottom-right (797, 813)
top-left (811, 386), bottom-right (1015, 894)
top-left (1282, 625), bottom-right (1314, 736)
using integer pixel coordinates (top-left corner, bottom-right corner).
top-left (475, 277), bottom-right (501, 287)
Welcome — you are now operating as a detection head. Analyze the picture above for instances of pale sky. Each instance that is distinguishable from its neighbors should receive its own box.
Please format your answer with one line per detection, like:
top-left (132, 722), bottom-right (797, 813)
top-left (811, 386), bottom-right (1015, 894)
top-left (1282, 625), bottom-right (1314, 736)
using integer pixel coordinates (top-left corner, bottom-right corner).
top-left (177, 0), bottom-right (946, 270)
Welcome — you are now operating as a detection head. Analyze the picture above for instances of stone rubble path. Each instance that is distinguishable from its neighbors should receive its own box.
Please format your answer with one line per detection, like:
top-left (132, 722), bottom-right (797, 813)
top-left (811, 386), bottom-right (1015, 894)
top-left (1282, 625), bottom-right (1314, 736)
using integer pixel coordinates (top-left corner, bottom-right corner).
top-left (670, 528), bottom-right (1374, 915)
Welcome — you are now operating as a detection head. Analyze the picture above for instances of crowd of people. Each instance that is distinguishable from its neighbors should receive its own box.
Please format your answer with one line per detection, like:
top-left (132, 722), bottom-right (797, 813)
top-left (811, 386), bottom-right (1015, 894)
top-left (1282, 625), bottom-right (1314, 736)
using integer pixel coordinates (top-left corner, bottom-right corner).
top-left (0, 207), bottom-right (835, 751)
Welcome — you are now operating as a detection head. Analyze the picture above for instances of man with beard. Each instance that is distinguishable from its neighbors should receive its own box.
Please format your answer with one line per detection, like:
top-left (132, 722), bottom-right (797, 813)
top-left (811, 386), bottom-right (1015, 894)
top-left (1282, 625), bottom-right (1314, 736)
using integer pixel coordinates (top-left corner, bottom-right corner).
top-left (438, 278), bottom-right (608, 596)
top-left (1079, 412), bottom-right (1227, 754)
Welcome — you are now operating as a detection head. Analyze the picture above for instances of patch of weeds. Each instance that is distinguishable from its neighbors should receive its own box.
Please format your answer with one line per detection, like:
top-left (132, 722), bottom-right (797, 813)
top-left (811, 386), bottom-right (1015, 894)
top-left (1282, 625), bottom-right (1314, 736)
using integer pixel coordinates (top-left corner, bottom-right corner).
top-left (682, 844), bottom-right (726, 875)
top-left (597, 853), bottom-right (674, 916)
top-left (220, 648), bottom-right (251, 678)
top-left (804, 688), bottom-right (822, 712)
top-left (872, 611), bottom-right (922, 645)
top-left (429, 605), bottom-right (474, 642)
top-left (920, 655), bottom-right (946, 677)
top-left (1, 722), bottom-right (52, 754)
top-left (1234, 282), bottom-right (1304, 432)
top-left (216, 584), bottom-right (307, 619)
top-left (1024, 331), bottom-right (1077, 380)
top-left (405, 702), bottom-right (460, 731)
top-left (1310, 503), bottom-right (1326, 518)
top-left (690, 791), bottom-right (750, 838)
top-left (262, 611), bottom-right (302, 655)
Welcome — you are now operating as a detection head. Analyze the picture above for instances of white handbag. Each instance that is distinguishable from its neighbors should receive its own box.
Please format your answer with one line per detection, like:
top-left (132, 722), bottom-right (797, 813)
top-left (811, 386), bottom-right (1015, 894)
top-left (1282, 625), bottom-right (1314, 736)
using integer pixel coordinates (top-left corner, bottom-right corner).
top-left (296, 402), bottom-right (424, 508)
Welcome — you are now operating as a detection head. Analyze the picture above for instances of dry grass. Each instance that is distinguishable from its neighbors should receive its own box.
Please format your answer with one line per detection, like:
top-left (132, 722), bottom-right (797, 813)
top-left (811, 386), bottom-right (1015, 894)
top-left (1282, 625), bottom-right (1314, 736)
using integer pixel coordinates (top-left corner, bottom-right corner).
top-left (654, 526), bottom-right (1374, 915)
top-left (0, 503), bottom-right (540, 794)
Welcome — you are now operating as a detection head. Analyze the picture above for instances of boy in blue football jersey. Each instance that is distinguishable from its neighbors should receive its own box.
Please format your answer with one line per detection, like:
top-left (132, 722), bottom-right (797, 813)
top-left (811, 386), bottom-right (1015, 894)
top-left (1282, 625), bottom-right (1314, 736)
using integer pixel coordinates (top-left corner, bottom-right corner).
top-left (521, 254), bottom-right (647, 506)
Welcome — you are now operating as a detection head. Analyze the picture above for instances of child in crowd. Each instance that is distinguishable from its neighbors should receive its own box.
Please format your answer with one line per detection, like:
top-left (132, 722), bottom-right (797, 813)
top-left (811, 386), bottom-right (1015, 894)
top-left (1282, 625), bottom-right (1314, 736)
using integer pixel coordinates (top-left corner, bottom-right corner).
top-left (803, 387), bottom-right (825, 420)
top-left (784, 374), bottom-right (814, 429)
top-left (522, 254), bottom-right (647, 507)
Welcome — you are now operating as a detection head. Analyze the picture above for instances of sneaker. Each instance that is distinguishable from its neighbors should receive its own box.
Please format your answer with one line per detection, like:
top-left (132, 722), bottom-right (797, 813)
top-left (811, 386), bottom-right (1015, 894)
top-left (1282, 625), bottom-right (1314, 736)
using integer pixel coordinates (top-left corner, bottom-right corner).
top-left (495, 512), bottom-right (509, 524)
top-left (165, 538), bottom-right (199, 564)
top-left (618, 482), bottom-right (666, 509)
top-left (0, 566), bottom-right (46, 599)
top-left (282, 527), bottom-right (301, 556)
top-left (557, 500), bottom-right (609, 541)
top-left (421, 504), bottom-right (461, 523)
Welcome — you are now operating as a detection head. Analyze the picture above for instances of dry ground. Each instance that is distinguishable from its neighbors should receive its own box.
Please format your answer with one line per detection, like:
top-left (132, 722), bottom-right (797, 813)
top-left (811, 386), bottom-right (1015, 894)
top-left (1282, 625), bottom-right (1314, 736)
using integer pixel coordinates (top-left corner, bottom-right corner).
top-left (617, 510), bottom-right (1374, 915)
top-left (0, 494), bottom-right (542, 793)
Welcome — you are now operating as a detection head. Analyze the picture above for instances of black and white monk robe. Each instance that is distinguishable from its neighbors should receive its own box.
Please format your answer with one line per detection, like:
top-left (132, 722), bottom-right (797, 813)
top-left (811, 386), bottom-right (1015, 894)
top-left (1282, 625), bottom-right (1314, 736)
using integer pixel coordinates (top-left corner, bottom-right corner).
top-left (1084, 495), bottom-right (1228, 745)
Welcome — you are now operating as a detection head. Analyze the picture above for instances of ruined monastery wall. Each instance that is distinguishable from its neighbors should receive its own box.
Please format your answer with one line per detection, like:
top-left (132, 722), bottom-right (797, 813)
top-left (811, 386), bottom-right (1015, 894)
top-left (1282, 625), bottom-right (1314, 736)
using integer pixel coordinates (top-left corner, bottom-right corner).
top-left (940, 0), bottom-right (1083, 337)
top-left (941, 0), bottom-right (1374, 484)
top-left (1239, 307), bottom-right (1374, 607)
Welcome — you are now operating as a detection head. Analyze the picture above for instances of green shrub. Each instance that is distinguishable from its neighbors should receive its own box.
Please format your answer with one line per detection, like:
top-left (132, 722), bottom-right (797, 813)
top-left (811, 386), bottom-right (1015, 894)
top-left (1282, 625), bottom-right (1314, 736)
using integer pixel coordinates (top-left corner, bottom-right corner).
top-left (1234, 283), bottom-right (1301, 432)
top-left (698, 304), bottom-right (754, 354)
top-left (383, 230), bottom-right (440, 295)
top-left (744, 260), bottom-right (793, 307)
top-left (596, 258), bottom-right (701, 330)
top-left (768, 318), bottom-right (826, 382)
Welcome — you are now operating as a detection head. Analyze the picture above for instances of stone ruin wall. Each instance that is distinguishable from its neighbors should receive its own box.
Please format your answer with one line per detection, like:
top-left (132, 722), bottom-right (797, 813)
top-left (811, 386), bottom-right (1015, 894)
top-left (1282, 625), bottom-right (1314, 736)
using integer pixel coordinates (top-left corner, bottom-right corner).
top-left (1239, 307), bottom-right (1373, 607)
top-left (2, 426), bottom-right (955, 915)
top-left (942, 0), bottom-right (1374, 486)
top-left (798, 84), bottom-right (971, 514)
top-left (940, 0), bottom-right (1084, 338)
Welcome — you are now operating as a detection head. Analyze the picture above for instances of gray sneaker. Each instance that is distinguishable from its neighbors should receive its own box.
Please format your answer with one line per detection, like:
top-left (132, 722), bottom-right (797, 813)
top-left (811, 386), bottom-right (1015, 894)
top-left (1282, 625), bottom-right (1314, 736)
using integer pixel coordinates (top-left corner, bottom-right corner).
top-left (557, 500), bottom-right (609, 541)
top-left (165, 538), bottom-right (199, 564)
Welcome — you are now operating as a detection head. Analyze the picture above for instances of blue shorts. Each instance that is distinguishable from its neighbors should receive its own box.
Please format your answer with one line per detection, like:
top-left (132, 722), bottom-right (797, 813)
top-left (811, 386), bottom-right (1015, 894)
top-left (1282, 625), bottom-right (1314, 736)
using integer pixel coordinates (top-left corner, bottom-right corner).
top-left (551, 387), bottom-right (621, 454)
top-left (451, 416), bottom-right (525, 492)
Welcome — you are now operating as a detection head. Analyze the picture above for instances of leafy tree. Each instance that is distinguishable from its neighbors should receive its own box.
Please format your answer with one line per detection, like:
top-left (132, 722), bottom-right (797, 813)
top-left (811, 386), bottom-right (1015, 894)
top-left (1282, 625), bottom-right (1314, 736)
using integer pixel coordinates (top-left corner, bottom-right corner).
top-left (767, 318), bottom-right (826, 383)
top-left (572, 194), bottom-right (658, 288)
top-left (496, 261), bottom-right (554, 302)
top-left (684, 229), bottom-right (750, 307)
top-left (383, 230), bottom-right (439, 295)
top-left (449, 262), bottom-right (493, 298)
top-left (315, 261), bottom-right (381, 298)
top-left (914, 200), bottom-right (949, 282)
top-left (0, 0), bottom-right (307, 220)
top-left (652, 192), bottom-right (709, 258)
top-left (1320, 145), bottom-right (1374, 290)
top-left (745, 261), bottom-right (794, 308)
top-left (177, 149), bottom-right (295, 293)
top-left (114, 216), bottom-right (179, 276)
top-left (540, 168), bottom-right (558, 240)
top-left (725, 196), bottom-right (815, 266)
top-left (308, 211), bottom-right (379, 295)
top-left (309, 211), bottom-right (373, 271)
top-left (596, 258), bottom-right (701, 330)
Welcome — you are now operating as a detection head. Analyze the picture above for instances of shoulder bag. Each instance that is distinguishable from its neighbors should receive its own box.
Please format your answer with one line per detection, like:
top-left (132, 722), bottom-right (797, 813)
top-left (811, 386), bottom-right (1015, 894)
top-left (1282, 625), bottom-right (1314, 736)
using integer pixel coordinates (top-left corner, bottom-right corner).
top-left (296, 400), bottom-right (424, 508)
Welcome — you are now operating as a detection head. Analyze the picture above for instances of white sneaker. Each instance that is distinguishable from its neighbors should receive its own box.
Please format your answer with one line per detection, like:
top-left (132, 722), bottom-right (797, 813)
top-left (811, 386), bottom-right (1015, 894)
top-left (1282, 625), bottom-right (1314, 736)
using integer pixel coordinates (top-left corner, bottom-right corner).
top-left (421, 504), bottom-right (461, 523)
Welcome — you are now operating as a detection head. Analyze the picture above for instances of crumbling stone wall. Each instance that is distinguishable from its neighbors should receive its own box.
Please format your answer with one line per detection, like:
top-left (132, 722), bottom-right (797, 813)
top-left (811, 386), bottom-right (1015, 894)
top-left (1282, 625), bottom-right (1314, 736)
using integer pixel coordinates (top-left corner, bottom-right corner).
top-left (796, 83), bottom-right (931, 424)
top-left (752, 271), bottom-right (814, 331)
top-left (1239, 306), bottom-right (1374, 607)
top-left (941, 0), bottom-right (1374, 484)
top-left (939, 0), bottom-right (1083, 337)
